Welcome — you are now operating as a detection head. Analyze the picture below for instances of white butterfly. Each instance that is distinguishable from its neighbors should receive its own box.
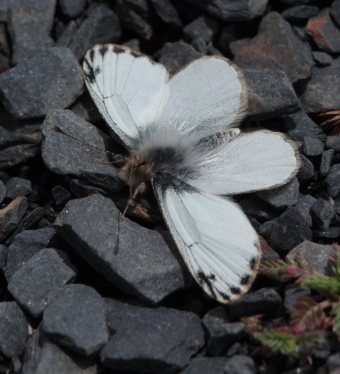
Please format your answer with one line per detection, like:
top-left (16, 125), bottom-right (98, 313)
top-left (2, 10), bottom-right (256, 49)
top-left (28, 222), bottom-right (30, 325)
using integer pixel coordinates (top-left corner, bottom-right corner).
top-left (82, 44), bottom-right (299, 303)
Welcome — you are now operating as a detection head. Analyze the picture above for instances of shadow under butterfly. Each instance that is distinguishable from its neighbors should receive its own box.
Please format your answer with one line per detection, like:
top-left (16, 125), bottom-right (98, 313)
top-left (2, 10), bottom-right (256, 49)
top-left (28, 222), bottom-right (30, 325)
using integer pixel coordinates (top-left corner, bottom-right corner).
top-left (82, 44), bottom-right (300, 304)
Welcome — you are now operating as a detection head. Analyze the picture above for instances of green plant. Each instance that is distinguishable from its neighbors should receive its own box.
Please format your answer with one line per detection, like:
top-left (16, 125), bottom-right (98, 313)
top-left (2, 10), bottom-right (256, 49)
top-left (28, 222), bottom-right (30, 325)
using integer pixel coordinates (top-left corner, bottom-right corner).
top-left (256, 243), bottom-right (340, 356)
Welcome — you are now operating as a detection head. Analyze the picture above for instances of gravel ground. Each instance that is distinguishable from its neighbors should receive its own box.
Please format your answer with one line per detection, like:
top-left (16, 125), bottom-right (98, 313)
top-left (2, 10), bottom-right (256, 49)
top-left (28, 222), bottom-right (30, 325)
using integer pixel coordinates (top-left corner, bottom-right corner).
top-left (0, 0), bottom-right (339, 373)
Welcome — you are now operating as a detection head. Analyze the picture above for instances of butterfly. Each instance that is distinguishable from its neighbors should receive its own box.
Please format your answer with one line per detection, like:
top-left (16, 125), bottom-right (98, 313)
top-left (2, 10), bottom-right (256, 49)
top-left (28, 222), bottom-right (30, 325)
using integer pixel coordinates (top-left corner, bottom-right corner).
top-left (82, 44), bottom-right (299, 303)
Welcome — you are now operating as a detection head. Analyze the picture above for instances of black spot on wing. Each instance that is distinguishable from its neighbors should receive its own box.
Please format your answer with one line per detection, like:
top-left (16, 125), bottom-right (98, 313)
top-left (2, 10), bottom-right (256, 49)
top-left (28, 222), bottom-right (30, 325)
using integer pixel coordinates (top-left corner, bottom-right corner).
top-left (230, 286), bottom-right (241, 295)
top-left (83, 58), bottom-right (95, 84)
top-left (197, 271), bottom-right (216, 298)
top-left (94, 66), bottom-right (101, 76)
top-left (89, 49), bottom-right (95, 62)
top-left (217, 291), bottom-right (230, 302)
top-left (240, 274), bottom-right (250, 285)
top-left (100, 46), bottom-right (108, 57)
top-left (249, 257), bottom-right (256, 271)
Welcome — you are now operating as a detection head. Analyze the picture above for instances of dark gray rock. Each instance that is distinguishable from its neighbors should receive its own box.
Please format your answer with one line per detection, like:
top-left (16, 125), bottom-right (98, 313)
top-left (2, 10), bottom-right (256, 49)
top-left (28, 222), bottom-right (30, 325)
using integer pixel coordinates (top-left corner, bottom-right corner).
top-left (284, 284), bottom-right (310, 311)
top-left (5, 177), bottom-right (32, 199)
top-left (55, 194), bottom-right (189, 304)
top-left (231, 12), bottom-right (314, 83)
top-left (5, 227), bottom-right (61, 280)
top-left (12, 207), bottom-right (45, 237)
top-left (180, 357), bottom-right (228, 374)
top-left (0, 143), bottom-right (40, 169)
top-left (152, 0), bottom-right (182, 28)
top-left (0, 197), bottom-right (28, 241)
top-left (311, 198), bottom-right (335, 229)
top-left (243, 68), bottom-right (300, 120)
top-left (0, 244), bottom-right (6, 271)
top-left (326, 135), bottom-right (340, 152)
top-left (303, 136), bottom-right (324, 157)
top-left (0, 180), bottom-right (5, 203)
top-left (307, 9), bottom-right (340, 54)
top-left (157, 41), bottom-right (202, 75)
top-left (0, 0), bottom-right (8, 22)
top-left (59, 0), bottom-right (86, 18)
top-left (312, 51), bottom-right (333, 66)
top-left (327, 353), bottom-right (340, 373)
top-left (0, 123), bottom-right (42, 147)
top-left (326, 164), bottom-right (340, 198)
top-left (42, 109), bottom-right (123, 193)
top-left (0, 302), bottom-right (28, 358)
top-left (42, 284), bottom-right (108, 356)
top-left (330, 0), bottom-right (340, 28)
top-left (8, 248), bottom-right (76, 318)
top-left (301, 58), bottom-right (340, 113)
top-left (202, 312), bottom-right (248, 356)
top-left (297, 154), bottom-right (315, 183)
top-left (184, 0), bottom-right (268, 22)
top-left (256, 177), bottom-right (299, 211)
top-left (0, 48), bottom-right (84, 119)
top-left (281, 111), bottom-right (325, 142)
top-left (224, 355), bottom-right (256, 374)
top-left (239, 195), bottom-right (277, 222)
top-left (227, 288), bottom-right (282, 319)
top-left (294, 195), bottom-right (317, 227)
top-left (8, 0), bottom-right (56, 64)
top-left (51, 185), bottom-right (71, 210)
top-left (287, 241), bottom-right (336, 275)
top-left (183, 16), bottom-right (218, 43)
top-left (101, 299), bottom-right (204, 373)
top-left (320, 149), bottom-right (335, 177)
top-left (22, 329), bottom-right (97, 374)
top-left (68, 3), bottom-right (121, 60)
top-left (259, 207), bottom-right (313, 254)
top-left (282, 5), bottom-right (319, 21)
top-left (314, 226), bottom-right (340, 239)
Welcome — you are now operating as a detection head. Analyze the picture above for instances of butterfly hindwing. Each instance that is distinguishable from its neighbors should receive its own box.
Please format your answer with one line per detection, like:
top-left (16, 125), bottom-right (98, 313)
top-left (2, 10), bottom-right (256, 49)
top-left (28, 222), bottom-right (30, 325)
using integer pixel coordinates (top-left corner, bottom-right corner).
top-left (153, 183), bottom-right (261, 303)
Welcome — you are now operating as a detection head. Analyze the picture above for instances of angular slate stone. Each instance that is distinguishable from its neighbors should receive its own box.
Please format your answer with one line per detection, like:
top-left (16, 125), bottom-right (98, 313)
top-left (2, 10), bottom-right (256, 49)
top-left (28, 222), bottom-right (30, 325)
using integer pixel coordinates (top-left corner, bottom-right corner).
top-left (0, 48), bottom-right (84, 119)
top-left (301, 58), bottom-right (340, 113)
top-left (42, 284), bottom-right (108, 356)
top-left (183, 16), bottom-right (218, 43)
top-left (284, 284), bottom-right (310, 311)
top-left (51, 185), bottom-right (71, 210)
top-left (259, 207), bottom-right (313, 254)
top-left (0, 302), bottom-right (28, 358)
top-left (5, 177), bottom-right (32, 199)
top-left (294, 195), bottom-right (317, 227)
top-left (224, 355), bottom-right (256, 374)
top-left (311, 198), bottom-right (334, 229)
top-left (326, 164), bottom-right (340, 198)
top-left (202, 312), bottom-right (248, 356)
top-left (313, 51), bottom-right (333, 66)
top-left (152, 0), bottom-right (182, 28)
top-left (5, 227), bottom-right (61, 280)
top-left (326, 135), bottom-right (340, 152)
top-left (314, 226), bottom-right (340, 239)
top-left (22, 329), bottom-right (97, 374)
top-left (330, 0), bottom-right (340, 28)
top-left (42, 109), bottom-right (123, 193)
top-left (297, 154), bottom-right (315, 183)
top-left (307, 8), bottom-right (340, 54)
top-left (8, 0), bottom-right (56, 64)
top-left (281, 111), bottom-right (325, 142)
top-left (101, 299), bottom-right (205, 373)
top-left (287, 241), bottom-right (336, 275)
top-left (184, 0), bottom-right (268, 22)
top-left (0, 197), bottom-right (28, 241)
top-left (180, 358), bottom-right (228, 374)
top-left (0, 143), bottom-right (40, 169)
top-left (0, 180), bottom-right (5, 203)
top-left (256, 177), bottom-right (299, 211)
top-left (320, 149), bottom-right (335, 177)
top-left (230, 12), bottom-right (313, 83)
top-left (8, 248), bottom-right (76, 318)
top-left (303, 136), bottom-right (324, 157)
top-left (68, 3), bottom-right (121, 60)
top-left (59, 0), bottom-right (86, 19)
top-left (243, 68), bottom-right (299, 120)
top-left (227, 288), bottom-right (282, 319)
top-left (55, 194), bottom-right (189, 304)
top-left (157, 41), bottom-right (202, 75)
top-left (0, 0), bottom-right (8, 22)
top-left (282, 5), bottom-right (319, 21)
